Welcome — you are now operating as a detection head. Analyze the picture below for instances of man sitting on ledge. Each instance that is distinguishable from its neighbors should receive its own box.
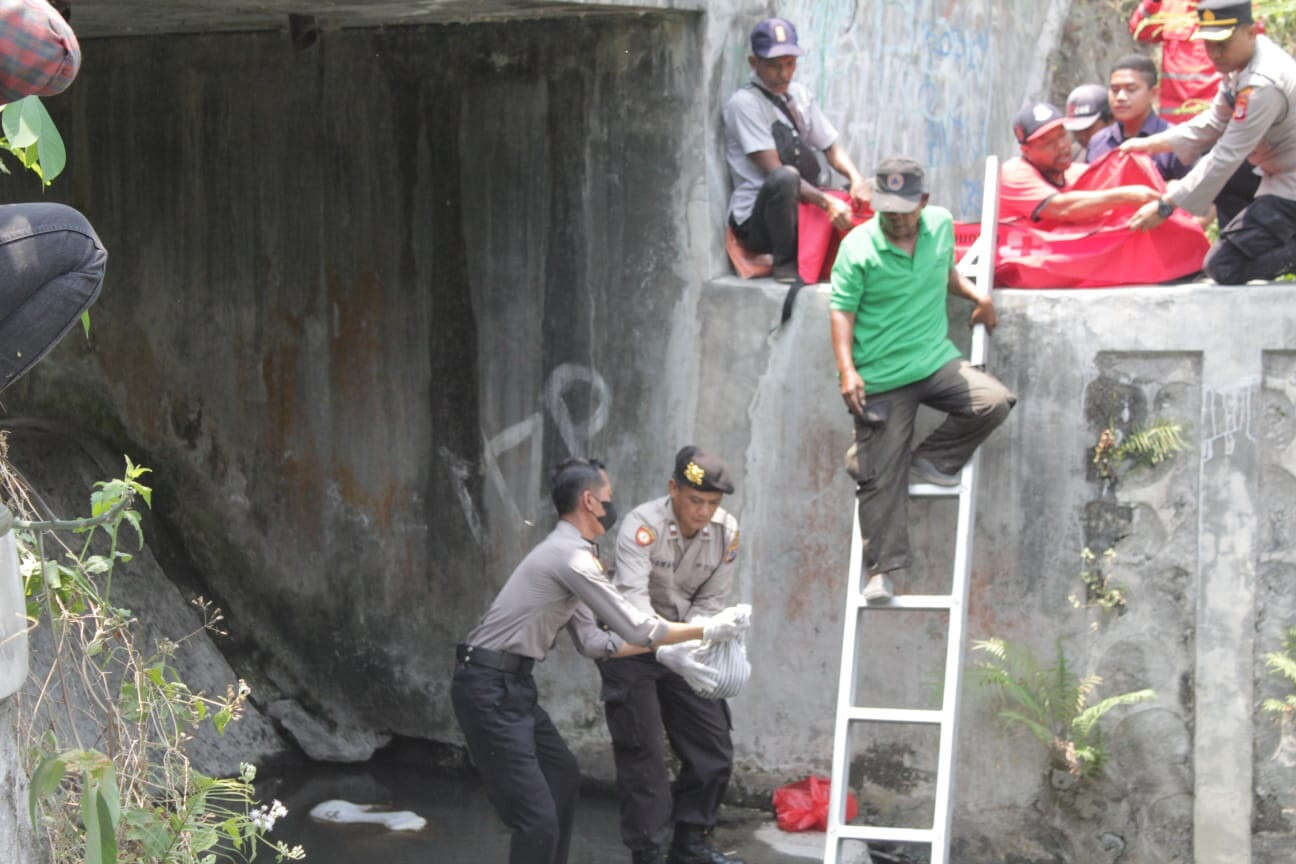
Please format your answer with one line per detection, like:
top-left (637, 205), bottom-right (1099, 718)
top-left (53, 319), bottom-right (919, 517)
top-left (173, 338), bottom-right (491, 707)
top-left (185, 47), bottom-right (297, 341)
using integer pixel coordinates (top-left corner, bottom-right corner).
top-left (1124, 0), bottom-right (1296, 283)
top-left (1000, 101), bottom-right (1161, 223)
top-left (722, 16), bottom-right (868, 282)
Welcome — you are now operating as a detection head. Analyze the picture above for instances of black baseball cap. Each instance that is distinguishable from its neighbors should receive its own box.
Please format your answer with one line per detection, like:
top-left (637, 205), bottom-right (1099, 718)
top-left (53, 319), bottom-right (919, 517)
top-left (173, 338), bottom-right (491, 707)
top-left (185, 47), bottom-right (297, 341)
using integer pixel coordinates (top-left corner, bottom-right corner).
top-left (750, 17), bottom-right (804, 59)
top-left (872, 156), bottom-right (927, 213)
top-left (1194, 1), bottom-right (1253, 41)
top-left (1013, 102), bottom-right (1067, 144)
top-left (1063, 84), bottom-right (1109, 131)
top-left (673, 446), bottom-right (734, 494)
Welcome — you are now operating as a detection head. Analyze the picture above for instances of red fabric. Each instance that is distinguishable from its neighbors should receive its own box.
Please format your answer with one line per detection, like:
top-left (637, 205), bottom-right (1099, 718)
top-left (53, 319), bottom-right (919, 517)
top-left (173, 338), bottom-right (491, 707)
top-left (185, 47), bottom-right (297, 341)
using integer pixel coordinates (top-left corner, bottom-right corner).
top-left (772, 776), bottom-right (858, 832)
top-left (798, 190), bottom-right (872, 283)
top-left (999, 157), bottom-right (1087, 223)
top-left (994, 150), bottom-right (1209, 288)
top-left (1128, 0), bottom-right (1221, 123)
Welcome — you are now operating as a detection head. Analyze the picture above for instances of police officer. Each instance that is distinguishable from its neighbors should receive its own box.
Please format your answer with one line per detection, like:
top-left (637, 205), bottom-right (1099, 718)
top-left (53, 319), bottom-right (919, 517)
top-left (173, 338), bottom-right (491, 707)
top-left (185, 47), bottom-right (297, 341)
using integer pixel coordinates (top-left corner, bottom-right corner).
top-left (593, 447), bottom-right (748, 864)
top-left (1125, 0), bottom-right (1296, 282)
top-left (451, 458), bottom-right (750, 864)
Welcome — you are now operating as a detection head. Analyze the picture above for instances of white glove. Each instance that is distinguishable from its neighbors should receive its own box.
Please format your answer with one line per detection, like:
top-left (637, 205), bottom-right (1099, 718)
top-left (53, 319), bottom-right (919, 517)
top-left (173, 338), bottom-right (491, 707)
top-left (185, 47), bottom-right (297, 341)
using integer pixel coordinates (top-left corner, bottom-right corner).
top-left (700, 603), bottom-right (752, 643)
top-left (655, 640), bottom-right (720, 692)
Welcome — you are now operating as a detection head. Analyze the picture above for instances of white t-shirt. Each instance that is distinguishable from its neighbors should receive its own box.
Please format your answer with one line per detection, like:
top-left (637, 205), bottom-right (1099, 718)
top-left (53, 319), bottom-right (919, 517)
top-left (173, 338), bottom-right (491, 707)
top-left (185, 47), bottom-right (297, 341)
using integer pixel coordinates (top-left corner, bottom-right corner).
top-left (722, 78), bottom-right (838, 223)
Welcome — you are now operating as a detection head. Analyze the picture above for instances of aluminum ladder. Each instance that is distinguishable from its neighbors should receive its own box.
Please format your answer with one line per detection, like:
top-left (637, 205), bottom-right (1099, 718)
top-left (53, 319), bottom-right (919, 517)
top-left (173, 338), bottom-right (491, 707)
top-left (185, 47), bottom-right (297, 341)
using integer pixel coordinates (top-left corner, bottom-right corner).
top-left (823, 156), bottom-right (1000, 864)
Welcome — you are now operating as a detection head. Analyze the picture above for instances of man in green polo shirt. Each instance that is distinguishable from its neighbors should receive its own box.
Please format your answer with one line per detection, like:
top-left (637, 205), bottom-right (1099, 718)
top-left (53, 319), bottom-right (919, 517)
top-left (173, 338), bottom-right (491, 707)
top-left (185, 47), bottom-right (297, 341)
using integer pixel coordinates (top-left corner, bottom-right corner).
top-left (829, 156), bottom-right (1014, 603)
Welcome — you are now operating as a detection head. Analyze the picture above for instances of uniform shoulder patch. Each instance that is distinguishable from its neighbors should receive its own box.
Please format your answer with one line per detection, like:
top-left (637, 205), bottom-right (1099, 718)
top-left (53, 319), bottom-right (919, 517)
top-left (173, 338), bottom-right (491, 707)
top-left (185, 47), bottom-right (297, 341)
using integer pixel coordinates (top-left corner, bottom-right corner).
top-left (1234, 86), bottom-right (1253, 121)
top-left (635, 524), bottom-right (656, 546)
top-left (724, 528), bottom-right (740, 563)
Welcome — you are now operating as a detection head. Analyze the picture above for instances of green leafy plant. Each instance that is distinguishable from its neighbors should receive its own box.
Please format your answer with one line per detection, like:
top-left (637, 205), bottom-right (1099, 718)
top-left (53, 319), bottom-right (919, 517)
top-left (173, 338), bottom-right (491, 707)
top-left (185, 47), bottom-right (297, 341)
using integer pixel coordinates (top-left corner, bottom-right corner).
top-left (1093, 418), bottom-right (1186, 482)
top-left (5, 450), bottom-right (305, 864)
top-left (1262, 626), bottom-right (1296, 721)
top-left (972, 637), bottom-right (1156, 779)
top-left (0, 95), bottom-right (66, 186)
top-left (1070, 546), bottom-right (1126, 615)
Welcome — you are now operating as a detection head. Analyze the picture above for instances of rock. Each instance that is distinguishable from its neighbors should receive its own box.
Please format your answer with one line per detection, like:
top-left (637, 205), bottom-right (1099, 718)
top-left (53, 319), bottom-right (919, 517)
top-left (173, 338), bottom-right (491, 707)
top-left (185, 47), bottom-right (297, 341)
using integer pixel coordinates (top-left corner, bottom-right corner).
top-left (266, 698), bottom-right (391, 762)
top-left (308, 799), bottom-right (426, 831)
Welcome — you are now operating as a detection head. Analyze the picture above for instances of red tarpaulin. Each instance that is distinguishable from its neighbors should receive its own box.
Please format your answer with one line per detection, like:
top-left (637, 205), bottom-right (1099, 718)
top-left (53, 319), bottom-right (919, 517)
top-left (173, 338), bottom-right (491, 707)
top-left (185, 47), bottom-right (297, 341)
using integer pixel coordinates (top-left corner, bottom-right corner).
top-left (993, 150), bottom-right (1209, 288)
top-left (798, 191), bottom-right (871, 283)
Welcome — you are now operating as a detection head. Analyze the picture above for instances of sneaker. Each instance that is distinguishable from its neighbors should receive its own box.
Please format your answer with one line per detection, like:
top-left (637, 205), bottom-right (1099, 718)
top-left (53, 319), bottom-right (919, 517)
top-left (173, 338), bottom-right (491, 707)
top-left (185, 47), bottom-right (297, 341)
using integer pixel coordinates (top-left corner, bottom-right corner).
top-left (909, 456), bottom-right (961, 487)
top-left (667, 826), bottom-right (747, 864)
top-left (862, 573), bottom-right (894, 604)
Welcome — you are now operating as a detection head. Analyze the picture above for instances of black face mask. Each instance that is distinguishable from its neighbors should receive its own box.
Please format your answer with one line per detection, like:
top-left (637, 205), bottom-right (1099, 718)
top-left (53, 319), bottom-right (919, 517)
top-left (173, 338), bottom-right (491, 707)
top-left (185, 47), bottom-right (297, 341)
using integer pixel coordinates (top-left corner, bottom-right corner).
top-left (596, 499), bottom-right (618, 531)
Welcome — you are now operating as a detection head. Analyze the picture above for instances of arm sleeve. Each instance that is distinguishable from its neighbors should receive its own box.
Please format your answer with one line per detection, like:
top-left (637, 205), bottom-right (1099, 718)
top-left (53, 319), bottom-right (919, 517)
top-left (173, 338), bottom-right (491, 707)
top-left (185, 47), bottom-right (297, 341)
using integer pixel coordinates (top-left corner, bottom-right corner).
top-left (0, 0), bottom-right (79, 101)
top-left (559, 548), bottom-right (667, 647)
top-left (684, 526), bottom-right (739, 621)
top-left (565, 602), bottom-right (625, 658)
top-left (1166, 85), bottom-right (1282, 214)
top-left (1161, 87), bottom-right (1232, 167)
top-left (828, 238), bottom-right (865, 313)
top-left (803, 97), bottom-right (839, 151)
top-left (612, 515), bottom-right (657, 615)
top-left (723, 90), bottom-right (776, 156)
top-left (998, 159), bottom-right (1064, 222)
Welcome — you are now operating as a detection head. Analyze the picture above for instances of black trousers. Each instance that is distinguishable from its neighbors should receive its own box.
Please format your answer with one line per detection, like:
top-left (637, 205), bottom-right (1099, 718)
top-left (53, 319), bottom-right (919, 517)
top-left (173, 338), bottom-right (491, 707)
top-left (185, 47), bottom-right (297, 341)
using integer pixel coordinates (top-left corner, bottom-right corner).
top-left (451, 663), bottom-right (580, 864)
top-left (731, 164), bottom-right (800, 270)
top-left (1204, 194), bottom-right (1296, 284)
top-left (1215, 160), bottom-right (1262, 230)
top-left (598, 653), bottom-right (733, 851)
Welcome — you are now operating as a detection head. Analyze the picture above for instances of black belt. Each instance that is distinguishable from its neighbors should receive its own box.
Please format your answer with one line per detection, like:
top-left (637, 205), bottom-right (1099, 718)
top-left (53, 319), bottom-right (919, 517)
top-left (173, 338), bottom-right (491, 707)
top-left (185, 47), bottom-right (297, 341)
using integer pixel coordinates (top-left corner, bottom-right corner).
top-left (456, 643), bottom-right (534, 674)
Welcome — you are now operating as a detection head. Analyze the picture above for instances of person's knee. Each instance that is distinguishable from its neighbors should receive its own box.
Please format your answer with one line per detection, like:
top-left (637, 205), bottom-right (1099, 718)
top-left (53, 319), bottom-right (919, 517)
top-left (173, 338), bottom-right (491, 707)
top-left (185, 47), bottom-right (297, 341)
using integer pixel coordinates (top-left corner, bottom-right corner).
top-left (1204, 241), bottom-right (1247, 284)
top-left (985, 387), bottom-right (1016, 427)
top-left (766, 165), bottom-right (800, 196)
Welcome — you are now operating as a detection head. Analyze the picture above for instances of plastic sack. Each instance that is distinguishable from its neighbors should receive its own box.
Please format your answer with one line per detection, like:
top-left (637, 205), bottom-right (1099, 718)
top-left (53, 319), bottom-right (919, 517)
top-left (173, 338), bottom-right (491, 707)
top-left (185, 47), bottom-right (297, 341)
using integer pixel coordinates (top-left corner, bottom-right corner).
top-left (689, 633), bottom-right (751, 700)
top-left (772, 775), bottom-right (858, 832)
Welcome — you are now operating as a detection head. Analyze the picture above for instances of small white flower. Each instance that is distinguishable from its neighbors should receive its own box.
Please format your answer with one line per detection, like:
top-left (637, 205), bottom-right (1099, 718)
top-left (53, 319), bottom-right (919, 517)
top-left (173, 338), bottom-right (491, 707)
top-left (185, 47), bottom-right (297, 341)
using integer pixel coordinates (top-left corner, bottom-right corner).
top-left (270, 800), bottom-right (289, 819)
top-left (239, 762), bottom-right (257, 782)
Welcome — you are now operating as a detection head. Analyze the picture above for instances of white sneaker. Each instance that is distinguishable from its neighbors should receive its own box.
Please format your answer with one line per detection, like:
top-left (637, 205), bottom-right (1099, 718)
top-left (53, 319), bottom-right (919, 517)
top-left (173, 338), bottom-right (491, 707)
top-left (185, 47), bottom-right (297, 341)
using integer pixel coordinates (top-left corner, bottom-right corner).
top-left (862, 573), bottom-right (894, 604)
top-left (910, 456), bottom-right (961, 487)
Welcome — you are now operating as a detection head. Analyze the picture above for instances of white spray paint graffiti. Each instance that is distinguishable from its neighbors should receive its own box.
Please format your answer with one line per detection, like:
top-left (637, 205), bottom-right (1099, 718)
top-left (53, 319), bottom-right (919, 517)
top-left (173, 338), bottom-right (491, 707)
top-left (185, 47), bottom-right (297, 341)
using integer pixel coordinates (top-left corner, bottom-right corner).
top-left (446, 363), bottom-right (611, 541)
top-left (1202, 383), bottom-right (1258, 462)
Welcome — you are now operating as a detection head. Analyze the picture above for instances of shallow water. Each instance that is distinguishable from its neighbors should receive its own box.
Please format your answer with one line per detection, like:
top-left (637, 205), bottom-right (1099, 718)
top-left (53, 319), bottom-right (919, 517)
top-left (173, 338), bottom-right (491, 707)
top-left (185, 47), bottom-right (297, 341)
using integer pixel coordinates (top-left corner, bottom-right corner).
top-left (259, 761), bottom-right (631, 864)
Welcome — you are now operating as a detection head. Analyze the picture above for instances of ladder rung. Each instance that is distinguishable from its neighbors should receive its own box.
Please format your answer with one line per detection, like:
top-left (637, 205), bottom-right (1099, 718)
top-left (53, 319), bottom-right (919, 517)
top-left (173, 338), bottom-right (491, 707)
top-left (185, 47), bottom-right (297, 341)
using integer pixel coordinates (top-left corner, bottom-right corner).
top-left (846, 707), bottom-right (944, 724)
top-left (831, 825), bottom-right (936, 844)
top-left (908, 482), bottom-right (964, 497)
top-left (852, 594), bottom-right (954, 610)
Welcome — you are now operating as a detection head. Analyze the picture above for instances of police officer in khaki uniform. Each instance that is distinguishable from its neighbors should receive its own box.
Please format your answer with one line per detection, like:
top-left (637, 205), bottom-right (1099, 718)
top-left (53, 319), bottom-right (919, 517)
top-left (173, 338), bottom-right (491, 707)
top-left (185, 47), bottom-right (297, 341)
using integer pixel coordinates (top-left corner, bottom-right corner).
top-left (593, 447), bottom-right (747, 864)
top-left (1125, 0), bottom-right (1296, 282)
top-left (451, 458), bottom-right (749, 864)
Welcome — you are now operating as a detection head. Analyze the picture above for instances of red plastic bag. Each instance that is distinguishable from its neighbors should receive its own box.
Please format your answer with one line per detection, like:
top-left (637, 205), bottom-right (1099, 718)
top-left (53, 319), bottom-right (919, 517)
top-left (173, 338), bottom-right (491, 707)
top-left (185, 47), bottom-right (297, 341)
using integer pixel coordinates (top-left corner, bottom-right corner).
top-left (772, 775), bottom-right (858, 832)
top-left (995, 150), bottom-right (1209, 288)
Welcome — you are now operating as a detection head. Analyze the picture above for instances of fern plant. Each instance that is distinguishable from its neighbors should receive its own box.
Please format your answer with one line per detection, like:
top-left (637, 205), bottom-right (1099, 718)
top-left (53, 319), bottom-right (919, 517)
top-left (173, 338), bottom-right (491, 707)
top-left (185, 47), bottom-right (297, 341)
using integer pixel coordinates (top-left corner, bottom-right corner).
top-left (1262, 627), bottom-right (1296, 721)
top-left (972, 637), bottom-right (1155, 779)
top-left (1093, 418), bottom-right (1186, 482)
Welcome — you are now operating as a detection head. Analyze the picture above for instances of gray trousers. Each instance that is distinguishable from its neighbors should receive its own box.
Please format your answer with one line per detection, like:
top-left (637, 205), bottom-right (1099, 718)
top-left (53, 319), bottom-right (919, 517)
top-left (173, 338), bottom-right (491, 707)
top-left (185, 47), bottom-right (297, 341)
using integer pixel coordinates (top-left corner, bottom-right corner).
top-left (849, 358), bottom-right (1015, 577)
top-left (0, 203), bottom-right (107, 393)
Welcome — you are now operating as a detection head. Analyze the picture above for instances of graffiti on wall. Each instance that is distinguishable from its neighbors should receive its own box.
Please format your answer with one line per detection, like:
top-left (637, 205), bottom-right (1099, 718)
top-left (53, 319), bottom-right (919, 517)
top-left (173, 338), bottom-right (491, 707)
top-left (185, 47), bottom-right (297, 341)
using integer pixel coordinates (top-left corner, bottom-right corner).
top-left (1202, 382), bottom-right (1258, 462)
top-left (446, 363), bottom-right (611, 543)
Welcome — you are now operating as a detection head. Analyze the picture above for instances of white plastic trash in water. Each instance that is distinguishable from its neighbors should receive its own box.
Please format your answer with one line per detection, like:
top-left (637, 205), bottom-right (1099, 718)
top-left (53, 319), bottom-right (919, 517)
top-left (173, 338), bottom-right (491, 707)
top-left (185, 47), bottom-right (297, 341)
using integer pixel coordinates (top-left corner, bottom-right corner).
top-left (309, 799), bottom-right (427, 832)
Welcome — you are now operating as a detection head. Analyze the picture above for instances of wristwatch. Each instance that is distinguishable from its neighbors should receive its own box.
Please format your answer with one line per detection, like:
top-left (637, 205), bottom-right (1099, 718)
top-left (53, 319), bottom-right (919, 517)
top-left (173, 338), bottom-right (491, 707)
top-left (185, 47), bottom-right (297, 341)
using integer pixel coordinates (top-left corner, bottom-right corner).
top-left (1156, 198), bottom-right (1175, 220)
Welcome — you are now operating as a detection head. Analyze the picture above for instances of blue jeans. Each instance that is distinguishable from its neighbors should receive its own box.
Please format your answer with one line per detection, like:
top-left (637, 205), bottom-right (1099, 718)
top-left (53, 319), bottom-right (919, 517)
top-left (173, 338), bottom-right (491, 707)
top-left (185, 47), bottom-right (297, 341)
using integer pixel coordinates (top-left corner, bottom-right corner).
top-left (0, 202), bottom-right (106, 392)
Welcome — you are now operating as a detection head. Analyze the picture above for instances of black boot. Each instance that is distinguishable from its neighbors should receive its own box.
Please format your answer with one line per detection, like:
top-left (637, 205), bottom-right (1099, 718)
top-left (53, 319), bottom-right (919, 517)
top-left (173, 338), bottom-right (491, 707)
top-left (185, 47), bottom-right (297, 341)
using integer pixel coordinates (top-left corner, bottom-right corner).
top-left (631, 846), bottom-right (665, 864)
top-left (665, 824), bottom-right (747, 864)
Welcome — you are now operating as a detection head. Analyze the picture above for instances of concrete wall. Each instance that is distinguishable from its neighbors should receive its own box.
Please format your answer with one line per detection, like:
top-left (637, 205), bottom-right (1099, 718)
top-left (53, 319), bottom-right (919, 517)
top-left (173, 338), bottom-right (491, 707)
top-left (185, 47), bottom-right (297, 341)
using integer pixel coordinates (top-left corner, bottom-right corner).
top-left (694, 280), bottom-right (1296, 862)
top-left (8, 1), bottom-right (1296, 861)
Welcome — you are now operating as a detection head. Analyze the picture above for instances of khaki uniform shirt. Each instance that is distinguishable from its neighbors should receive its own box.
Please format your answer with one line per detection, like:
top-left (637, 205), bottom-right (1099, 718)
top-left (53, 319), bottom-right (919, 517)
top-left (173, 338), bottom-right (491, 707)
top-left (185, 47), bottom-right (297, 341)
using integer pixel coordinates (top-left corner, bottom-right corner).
top-left (1162, 34), bottom-right (1296, 214)
top-left (577, 496), bottom-right (740, 654)
top-left (463, 520), bottom-right (667, 660)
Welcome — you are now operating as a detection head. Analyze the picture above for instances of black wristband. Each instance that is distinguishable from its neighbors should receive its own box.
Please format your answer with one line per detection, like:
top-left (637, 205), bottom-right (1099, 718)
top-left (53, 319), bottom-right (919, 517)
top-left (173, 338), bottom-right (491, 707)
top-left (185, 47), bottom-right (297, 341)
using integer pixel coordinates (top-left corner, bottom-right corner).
top-left (1156, 198), bottom-right (1175, 220)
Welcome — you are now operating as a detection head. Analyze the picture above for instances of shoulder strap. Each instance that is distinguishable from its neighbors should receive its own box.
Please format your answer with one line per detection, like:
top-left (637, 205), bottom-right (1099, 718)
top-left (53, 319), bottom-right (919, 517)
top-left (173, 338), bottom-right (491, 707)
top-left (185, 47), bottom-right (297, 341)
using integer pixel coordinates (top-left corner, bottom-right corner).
top-left (749, 81), bottom-right (805, 136)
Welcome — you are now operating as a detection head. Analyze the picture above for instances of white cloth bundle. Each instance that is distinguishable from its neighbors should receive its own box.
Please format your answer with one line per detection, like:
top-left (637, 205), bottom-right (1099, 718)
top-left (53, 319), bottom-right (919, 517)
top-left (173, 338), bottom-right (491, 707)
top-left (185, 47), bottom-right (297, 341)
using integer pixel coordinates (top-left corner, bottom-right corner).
top-left (687, 604), bottom-right (752, 699)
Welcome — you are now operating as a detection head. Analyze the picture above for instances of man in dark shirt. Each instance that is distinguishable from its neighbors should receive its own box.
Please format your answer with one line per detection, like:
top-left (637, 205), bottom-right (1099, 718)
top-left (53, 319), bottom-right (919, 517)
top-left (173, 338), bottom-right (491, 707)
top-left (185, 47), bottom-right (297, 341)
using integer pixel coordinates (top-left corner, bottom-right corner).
top-left (1087, 53), bottom-right (1190, 181)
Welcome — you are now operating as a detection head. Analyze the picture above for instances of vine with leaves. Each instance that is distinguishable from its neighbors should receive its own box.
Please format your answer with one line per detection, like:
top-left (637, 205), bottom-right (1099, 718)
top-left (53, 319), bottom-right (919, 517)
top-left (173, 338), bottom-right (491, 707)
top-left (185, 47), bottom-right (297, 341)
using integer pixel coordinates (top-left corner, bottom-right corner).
top-left (3, 440), bottom-right (304, 864)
